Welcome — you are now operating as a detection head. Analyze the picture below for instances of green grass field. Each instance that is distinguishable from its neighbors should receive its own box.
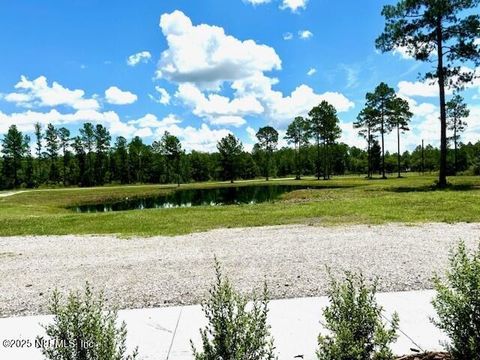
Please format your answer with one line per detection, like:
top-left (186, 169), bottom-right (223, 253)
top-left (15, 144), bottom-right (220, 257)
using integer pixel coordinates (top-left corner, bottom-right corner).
top-left (0, 174), bottom-right (479, 237)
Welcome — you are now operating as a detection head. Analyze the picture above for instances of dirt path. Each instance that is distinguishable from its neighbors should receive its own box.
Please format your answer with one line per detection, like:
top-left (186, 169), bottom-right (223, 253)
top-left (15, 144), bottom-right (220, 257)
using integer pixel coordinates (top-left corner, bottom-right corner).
top-left (0, 190), bottom-right (28, 198)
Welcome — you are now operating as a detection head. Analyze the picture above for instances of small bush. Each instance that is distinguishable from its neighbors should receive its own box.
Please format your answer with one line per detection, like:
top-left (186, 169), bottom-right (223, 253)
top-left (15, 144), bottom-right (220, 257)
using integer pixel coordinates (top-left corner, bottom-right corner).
top-left (432, 241), bottom-right (480, 360)
top-left (317, 272), bottom-right (399, 360)
top-left (39, 283), bottom-right (138, 360)
top-left (191, 259), bottom-right (276, 360)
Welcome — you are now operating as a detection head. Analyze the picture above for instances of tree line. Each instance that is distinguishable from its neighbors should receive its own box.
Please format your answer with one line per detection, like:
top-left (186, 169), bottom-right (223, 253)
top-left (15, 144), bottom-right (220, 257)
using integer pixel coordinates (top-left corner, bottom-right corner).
top-left (2, 0), bottom-right (478, 189)
top-left (1, 90), bottom-right (478, 190)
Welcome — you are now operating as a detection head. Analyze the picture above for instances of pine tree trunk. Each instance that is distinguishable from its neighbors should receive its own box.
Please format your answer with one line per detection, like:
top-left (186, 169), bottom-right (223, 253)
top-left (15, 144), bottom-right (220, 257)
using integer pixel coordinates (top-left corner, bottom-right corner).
top-left (13, 158), bottom-right (18, 188)
top-left (381, 118), bottom-right (386, 179)
top-left (266, 151), bottom-right (270, 181)
top-left (437, 18), bottom-right (448, 188)
top-left (63, 148), bottom-right (67, 186)
top-left (454, 125), bottom-right (458, 176)
top-left (397, 124), bottom-right (401, 178)
top-left (367, 127), bottom-right (371, 179)
top-left (323, 139), bottom-right (328, 180)
top-left (295, 143), bottom-right (301, 180)
top-left (316, 137), bottom-right (320, 180)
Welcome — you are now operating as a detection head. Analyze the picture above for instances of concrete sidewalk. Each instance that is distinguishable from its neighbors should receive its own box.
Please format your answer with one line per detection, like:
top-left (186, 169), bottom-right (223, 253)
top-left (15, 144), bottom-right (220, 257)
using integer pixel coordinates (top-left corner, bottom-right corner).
top-left (0, 290), bottom-right (447, 360)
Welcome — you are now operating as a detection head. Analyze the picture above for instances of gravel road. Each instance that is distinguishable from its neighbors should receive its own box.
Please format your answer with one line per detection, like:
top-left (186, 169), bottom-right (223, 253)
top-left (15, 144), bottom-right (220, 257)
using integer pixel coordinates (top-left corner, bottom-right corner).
top-left (1, 223), bottom-right (479, 317)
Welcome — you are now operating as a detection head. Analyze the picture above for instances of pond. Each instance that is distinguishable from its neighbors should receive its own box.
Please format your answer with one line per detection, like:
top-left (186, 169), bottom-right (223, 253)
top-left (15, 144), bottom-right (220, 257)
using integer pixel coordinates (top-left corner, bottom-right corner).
top-left (73, 184), bottom-right (313, 213)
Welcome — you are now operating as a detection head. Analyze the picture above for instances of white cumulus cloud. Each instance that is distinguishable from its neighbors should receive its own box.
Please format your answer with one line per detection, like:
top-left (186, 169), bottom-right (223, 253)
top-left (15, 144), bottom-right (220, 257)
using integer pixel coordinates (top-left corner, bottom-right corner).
top-left (244, 0), bottom-right (271, 4)
top-left (230, 72), bottom-right (354, 127)
top-left (149, 86), bottom-right (171, 105)
top-left (4, 75), bottom-right (99, 111)
top-left (134, 127), bottom-right (153, 138)
top-left (263, 85), bottom-right (355, 127)
top-left (281, 0), bottom-right (308, 12)
top-left (0, 109), bottom-right (136, 138)
top-left (398, 66), bottom-right (480, 98)
top-left (127, 51), bottom-right (152, 66)
top-left (105, 86), bottom-right (138, 105)
top-left (298, 30), bottom-right (313, 39)
top-left (246, 126), bottom-right (257, 142)
top-left (127, 114), bottom-right (232, 151)
top-left (209, 116), bottom-right (247, 127)
top-left (393, 46), bottom-right (414, 60)
top-left (178, 123), bottom-right (232, 152)
top-left (307, 68), bottom-right (317, 76)
top-left (176, 83), bottom-right (262, 127)
top-left (156, 11), bottom-right (354, 130)
top-left (398, 80), bottom-right (450, 98)
top-left (128, 113), bottom-right (181, 128)
top-left (157, 10), bottom-right (282, 90)
top-left (243, 0), bottom-right (308, 12)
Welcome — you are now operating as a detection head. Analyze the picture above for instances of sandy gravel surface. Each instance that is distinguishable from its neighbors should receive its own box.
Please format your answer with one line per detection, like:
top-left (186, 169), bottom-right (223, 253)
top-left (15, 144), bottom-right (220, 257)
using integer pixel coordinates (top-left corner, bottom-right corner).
top-left (1, 223), bottom-right (479, 317)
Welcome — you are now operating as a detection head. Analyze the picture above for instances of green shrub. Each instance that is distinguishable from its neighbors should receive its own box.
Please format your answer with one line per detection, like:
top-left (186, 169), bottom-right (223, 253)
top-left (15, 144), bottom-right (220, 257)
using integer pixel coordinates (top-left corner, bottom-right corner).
top-left (317, 272), bottom-right (399, 360)
top-left (191, 259), bottom-right (276, 360)
top-left (432, 241), bottom-right (480, 360)
top-left (474, 163), bottom-right (480, 176)
top-left (39, 283), bottom-right (138, 360)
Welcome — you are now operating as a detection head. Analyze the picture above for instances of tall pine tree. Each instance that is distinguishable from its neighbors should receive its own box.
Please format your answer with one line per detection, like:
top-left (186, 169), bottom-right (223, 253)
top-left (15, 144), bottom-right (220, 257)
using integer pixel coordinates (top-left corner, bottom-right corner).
top-left (376, 0), bottom-right (480, 187)
top-left (1, 125), bottom-right (29, 188)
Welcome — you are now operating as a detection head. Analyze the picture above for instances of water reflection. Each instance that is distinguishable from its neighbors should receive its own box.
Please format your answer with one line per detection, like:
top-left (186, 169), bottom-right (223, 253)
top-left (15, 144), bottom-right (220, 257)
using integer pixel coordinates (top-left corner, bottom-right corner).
top-left (74, 185), bottom-right (311, 213)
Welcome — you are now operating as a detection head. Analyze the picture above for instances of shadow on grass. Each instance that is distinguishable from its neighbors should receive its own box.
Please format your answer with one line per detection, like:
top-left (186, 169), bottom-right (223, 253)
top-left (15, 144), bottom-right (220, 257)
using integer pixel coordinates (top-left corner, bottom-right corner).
top-left (299, 184), bottom-right (359, 190)
top-left (388, 183), bottom-right (479, 193)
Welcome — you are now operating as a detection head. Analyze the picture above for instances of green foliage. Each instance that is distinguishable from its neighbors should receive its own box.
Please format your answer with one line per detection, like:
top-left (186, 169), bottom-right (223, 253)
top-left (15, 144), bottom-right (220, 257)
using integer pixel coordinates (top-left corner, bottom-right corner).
top-left (217, 134), bottom-right (244, 183)
top-left (192, 259), bottom-right (276, 360)
top-left (190, 150), bottom-right (213, 182)
top-left (358, 82), bottom-right (412, 179)
top-left (156, 131), bottom-right (183, 185)
top-left (390, 97), bottom-right (412, 177)
top-left (72, 135), bottom-right (87, 186)
top-left (285, 116), bottom-right (309, 149)
top-left (446, 95), bottom-right (470, 175)
top-left (256, 126), bottom-right (279, 181)
top-left (34, 122), bottom-right (44, 159)
top-left (354, 107), bottom-right (378, 178)
top-left (432, 241), bottom-right (480, 360)
top-left (80, 123), bottom-right (96, 186)
top-left (93, 124), bottom-right (111, 185)
top-left (1, 124), bottom-right (30, 188)
top-left (128, 136), bottom-right (149, 184)
top-left (33, 122), bottom-right (48, 186)
top-left (58, 127), bottom-right (71, 186)
top-left (40, 283), bottom-right (138, 360)
top-left (24, 154), bottom-right (35, 188)
top-left (474, 162), bottom-right (480, 176)
top-left (239, 151), bottom-right (260, 179)
top-left (285, 116), bottom-right (309, 180)
top-left (45, 123), bottom-right (60, 184)
top-left (317, 272), bottom-right (399, 360)
top-left (376, 0), bottom-right (480, 81)
top-left (446, 95), bottom-right (469, 143)
top-left (112, 136), bottom-right (130, 184)
top-left (307, 101), bottom-right (342, 180)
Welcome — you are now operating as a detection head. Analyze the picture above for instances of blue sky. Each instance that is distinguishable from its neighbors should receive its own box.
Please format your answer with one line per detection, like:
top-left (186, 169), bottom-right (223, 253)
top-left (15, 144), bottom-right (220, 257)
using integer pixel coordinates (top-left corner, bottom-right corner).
top-left (0, 0), bottom-right (478, 152)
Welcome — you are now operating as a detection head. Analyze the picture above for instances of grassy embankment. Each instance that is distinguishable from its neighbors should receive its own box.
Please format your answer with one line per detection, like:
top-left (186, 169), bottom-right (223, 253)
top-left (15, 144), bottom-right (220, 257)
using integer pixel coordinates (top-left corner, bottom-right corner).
top-left (0, 174), bottom-right (479, 236)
